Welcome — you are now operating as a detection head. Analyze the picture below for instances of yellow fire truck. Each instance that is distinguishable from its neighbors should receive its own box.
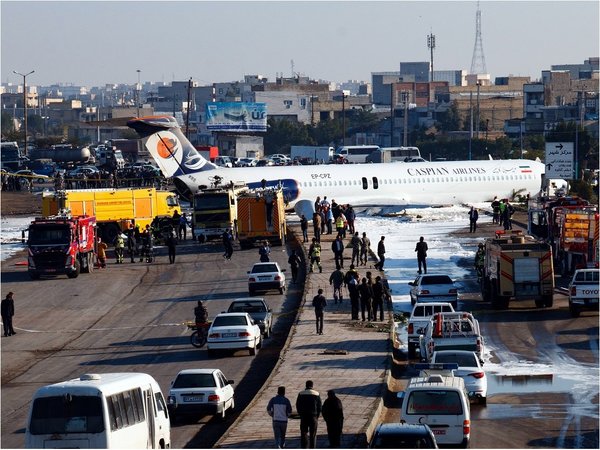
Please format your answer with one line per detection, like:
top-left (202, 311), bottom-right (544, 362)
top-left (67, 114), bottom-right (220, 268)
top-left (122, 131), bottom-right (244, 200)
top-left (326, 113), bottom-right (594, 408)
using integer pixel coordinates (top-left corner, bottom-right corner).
top-left (42, 188), bottom-right (179, 242)
top-left (237, 187), bottom-right (287, 248)
top-left (191, 184), bottom-right (246, 242)
top-left (481, 231), bottom-right (554, 309)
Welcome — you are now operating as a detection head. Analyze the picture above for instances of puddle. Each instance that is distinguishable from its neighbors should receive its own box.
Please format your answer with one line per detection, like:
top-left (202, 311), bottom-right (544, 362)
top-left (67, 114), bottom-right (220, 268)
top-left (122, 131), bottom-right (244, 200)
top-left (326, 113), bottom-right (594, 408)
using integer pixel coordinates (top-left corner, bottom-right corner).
top-left (487, 373), bottom-right (579, 395)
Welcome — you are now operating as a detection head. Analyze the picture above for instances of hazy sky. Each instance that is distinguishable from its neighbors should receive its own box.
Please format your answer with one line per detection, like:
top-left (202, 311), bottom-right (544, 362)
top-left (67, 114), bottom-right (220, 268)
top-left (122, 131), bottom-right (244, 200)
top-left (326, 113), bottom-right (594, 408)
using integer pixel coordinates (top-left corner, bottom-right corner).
top-left (2, 0), bottom-right (598, 87)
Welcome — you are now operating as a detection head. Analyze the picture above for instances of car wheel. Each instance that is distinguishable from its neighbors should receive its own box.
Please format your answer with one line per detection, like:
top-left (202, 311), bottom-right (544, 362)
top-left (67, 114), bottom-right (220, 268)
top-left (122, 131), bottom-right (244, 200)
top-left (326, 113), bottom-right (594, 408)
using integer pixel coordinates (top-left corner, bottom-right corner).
top-left (265, 325), bottom-right (271, 338)
top-left (411, 296), bottom-right (416, 306)
top-left (408, 343), bottom-right (416, 359)
top-left (257, 336), bottom-right (263, 349)
top-left (29, 272), bottom-right (40, 280)
top-left (569, 304), bottom-right (580, 318)
top-left (67, 260), bottom-right (80, 279)
top-left (218, 405), bottom-right (227, 421)
top-left (229, 397), bottom-right (235, 411)
top-left (207, 348), bottom-right (216, 358)
top-left (479, 396), bottom-right (487, 406)
top-left (248, 289), bottom-right (255, 296)
top-left (279, 286), bottom-right (284, 294)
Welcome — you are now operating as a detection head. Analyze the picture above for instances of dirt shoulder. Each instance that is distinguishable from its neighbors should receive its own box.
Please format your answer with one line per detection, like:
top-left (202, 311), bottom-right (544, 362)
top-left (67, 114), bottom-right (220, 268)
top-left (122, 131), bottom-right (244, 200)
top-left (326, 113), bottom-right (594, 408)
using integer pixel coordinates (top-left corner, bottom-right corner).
top-left (1, 191), bottom-right (42, 217)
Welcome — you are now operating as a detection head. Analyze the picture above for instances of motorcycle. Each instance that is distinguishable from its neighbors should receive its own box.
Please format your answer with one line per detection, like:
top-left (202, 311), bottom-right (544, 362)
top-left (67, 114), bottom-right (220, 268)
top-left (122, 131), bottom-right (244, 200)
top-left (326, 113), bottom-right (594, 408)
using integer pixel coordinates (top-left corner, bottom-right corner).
top-left (188, 321), bottom-right (211, 348)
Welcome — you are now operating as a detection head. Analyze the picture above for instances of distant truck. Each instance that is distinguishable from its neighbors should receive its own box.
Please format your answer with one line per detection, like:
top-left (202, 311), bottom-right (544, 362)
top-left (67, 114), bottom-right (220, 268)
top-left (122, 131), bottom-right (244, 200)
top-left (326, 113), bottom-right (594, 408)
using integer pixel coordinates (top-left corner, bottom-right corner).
top-left (237, 187), bottom-right (287, 248)
top-left (42, 188), bottom-right (180, 243)
top-left (30, 144), bottom-right (94, 164)
top-left (94, 143), bottom-right (126, 170)
top-left (418, 312), bottom-right (484, 363)
top-left (26, 214), bottom-right (96, 279)
top-left (404, 302), bottom-right (455, 359)
top-left (568, 268), bottom-right (599, 317)
top-left (290, 146), bottom-right (334, 163)
top-left (480, 231), bottom-right (555, 309)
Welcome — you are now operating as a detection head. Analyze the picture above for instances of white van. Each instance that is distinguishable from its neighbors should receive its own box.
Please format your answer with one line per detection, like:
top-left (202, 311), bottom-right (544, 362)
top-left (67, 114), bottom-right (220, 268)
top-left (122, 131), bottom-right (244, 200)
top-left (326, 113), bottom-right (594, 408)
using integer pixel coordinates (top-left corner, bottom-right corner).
top-left (400, 374), bottom-right (470, 447)
top-left (25, 373), bottom-right (171, 449)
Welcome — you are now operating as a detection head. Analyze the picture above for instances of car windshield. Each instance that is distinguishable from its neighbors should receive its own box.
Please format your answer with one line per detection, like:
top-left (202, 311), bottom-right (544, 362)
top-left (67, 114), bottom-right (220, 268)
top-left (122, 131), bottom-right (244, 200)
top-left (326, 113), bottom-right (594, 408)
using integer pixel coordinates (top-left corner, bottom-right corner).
top-left (229, 301), bottom-right (267, 313)
top-left (251, 264), bottom-right (278, 274)
top-left (412, 305), bottom-right (453, 317)
top-left (421, 276), bottom-right (453, 285)
top-left (373, 432), bottom-right (434, 449)
top-left (434, 352), bottom-right (478, 366)
top-left (172, 373), bottom-right (216, 389)
top-left (213, 316), bottom-right (249, 327)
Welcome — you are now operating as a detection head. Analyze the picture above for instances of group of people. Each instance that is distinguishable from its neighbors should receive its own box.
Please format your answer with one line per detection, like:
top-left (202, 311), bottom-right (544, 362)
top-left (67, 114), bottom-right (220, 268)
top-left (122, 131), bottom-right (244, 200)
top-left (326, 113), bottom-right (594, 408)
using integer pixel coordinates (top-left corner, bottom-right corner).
top-left (491, 197), bottom-right (515, 230)
top-left (267, 380), bottom-right (344, 449)
top-left (310, 196), bottom-right (356, 243)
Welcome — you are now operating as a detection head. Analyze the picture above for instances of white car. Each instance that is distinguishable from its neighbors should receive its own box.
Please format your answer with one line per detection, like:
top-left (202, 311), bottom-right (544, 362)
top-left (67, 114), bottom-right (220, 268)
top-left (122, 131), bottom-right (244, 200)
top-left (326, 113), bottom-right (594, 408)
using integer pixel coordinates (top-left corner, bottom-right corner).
top-left (167, 368), bottom-right (235, 421)
top-left (409, 274), bottom-right (459, 309)
top-left (431, 350), bottom-right (487, 405)
top-left (207, 312), bottom-right (262, 356)
top-left (237, 157), bottom-right (258, 167)
top-left (248, 262), bottom-right (286, 295)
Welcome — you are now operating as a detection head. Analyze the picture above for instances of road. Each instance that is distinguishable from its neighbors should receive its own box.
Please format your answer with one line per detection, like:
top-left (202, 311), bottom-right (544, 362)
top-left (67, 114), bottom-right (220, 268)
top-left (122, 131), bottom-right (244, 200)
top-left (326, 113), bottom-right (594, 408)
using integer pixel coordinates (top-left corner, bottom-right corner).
top-left (385, 290), bottom-right (599, 449)
top-left (1, 238), bottom-right (303, 449)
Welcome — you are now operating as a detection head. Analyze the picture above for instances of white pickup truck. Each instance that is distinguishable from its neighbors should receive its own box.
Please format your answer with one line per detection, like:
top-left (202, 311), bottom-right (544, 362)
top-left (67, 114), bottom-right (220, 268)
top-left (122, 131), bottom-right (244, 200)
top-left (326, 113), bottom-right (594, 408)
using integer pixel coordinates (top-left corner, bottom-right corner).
top-left (419, 312), bottom-right (484, 362)
top-left (404, 302), bottom-right (455, 359)
top-left (568, 268), bottom-right (599, 318)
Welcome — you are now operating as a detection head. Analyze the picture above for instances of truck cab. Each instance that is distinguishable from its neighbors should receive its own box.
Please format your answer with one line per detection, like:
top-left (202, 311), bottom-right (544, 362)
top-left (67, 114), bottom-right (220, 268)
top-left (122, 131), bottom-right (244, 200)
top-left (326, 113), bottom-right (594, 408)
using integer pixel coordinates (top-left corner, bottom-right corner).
top-left (568, 268), bottom-right (599, 317)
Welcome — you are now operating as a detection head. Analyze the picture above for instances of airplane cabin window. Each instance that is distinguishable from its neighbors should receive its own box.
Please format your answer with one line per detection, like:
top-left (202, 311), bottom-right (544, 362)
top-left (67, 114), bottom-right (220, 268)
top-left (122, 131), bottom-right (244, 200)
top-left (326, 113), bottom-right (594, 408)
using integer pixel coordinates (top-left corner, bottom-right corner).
top-left (372, 177), bottom-right (379, 189)
top-left (362, 177), bottom-right (368, 189)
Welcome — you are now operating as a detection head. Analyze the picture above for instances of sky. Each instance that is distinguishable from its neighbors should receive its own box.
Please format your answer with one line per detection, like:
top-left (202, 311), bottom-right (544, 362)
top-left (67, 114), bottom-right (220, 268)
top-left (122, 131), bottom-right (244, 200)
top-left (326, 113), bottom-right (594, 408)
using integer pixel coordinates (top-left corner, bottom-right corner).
top-left (1, 0), bottom-right (599, 87)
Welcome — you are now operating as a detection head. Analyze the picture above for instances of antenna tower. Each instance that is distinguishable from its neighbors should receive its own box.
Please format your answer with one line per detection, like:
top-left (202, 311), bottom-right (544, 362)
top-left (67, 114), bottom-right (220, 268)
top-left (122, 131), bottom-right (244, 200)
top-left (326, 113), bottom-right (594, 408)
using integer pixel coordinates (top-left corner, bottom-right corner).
top-left (291, 59), bottom-right (295, 78)
top-left (470, 1), bottom-right (487, 74)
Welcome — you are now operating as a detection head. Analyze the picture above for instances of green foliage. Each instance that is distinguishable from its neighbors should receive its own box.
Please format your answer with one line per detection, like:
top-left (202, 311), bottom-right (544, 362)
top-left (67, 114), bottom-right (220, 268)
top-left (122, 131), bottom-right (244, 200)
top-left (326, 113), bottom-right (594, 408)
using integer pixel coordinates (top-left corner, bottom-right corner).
top-left (264, 118), bottom-right (314, 154)
top-left (1, 112), bottom-right (16, 135)
top-left (436, 101), bottom-right (462, 132)
top-left (570, 179), bottom-right (598, 204)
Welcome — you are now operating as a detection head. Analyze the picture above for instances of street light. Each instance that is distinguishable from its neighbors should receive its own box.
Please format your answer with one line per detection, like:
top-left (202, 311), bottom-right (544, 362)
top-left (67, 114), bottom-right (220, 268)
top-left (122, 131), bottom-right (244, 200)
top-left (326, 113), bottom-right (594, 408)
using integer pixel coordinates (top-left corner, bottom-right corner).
top-left (342, 92), bottom-right (347, 145)
top-left (13, 69), bottom-right (35, 157)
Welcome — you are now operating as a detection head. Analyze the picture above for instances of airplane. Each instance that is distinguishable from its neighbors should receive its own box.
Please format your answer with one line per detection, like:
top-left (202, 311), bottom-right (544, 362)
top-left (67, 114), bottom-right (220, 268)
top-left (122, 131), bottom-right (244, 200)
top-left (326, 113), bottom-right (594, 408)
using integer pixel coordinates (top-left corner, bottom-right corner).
top-left (127, 115), bottom-right (545, 217)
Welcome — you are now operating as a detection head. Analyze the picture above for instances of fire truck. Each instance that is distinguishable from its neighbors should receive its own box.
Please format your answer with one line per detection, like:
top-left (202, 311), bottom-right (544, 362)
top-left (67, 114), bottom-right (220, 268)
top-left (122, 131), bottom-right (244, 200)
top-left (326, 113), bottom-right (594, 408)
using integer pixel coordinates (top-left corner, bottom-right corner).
top-left (480, 231), bottom-right (554, 309)
top-left (191, 182), bottom-right (246, 242)
top-left (237, 187), bottom-right (287, 249)
top-left (26, 214), bottom-right (97, 279)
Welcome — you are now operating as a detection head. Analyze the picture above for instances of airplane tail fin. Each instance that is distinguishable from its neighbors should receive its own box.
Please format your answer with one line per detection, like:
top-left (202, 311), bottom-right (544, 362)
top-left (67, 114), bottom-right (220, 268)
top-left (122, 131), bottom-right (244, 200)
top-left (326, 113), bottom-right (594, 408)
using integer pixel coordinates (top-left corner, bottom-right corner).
top-left (127, 115), bottom-right (218, 178)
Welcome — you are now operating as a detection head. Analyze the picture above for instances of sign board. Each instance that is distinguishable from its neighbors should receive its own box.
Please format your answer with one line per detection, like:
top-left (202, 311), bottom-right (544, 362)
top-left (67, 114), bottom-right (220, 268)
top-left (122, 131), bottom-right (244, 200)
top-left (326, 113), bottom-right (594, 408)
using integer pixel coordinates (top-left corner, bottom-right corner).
top-left (206, 102), bottom-right (267, 132)
top-left (545, 142), bottom-right (574, 179)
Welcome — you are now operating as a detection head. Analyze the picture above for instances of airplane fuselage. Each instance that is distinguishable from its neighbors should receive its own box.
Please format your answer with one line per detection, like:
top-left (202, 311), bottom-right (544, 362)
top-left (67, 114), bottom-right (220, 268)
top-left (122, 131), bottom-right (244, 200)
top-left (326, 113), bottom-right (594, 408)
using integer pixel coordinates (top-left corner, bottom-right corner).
top-left (178, 159), bottom-right (544, 207)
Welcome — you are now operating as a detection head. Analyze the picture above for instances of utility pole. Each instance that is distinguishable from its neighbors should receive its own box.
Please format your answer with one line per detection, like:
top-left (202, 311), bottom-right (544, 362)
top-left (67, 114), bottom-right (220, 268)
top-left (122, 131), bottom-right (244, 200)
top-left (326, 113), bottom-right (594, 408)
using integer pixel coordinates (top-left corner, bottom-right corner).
top-left (476, 81), bottom-right (481, 139)
top-left (342, 92), bottom-right (347, 145)
top-left (13, 70), bottom-right (34, 157)
top-left (403, 91), bottom-right (409, 147)
top-left (185, 77), bottom-right (192, 138)
top-left (136, 69), bottom-right (141, 117)
top-left (427, 33), bottom-right (435, 83)
top-left (390, 83), bottom-right (394, 146)
top-left (469, 91), bottom-right (473, 160)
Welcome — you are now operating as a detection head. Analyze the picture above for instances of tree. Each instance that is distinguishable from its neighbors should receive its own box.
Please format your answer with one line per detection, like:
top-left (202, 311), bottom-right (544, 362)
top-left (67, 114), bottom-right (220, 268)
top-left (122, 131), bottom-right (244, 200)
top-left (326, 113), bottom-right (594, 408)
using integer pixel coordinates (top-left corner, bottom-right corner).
top-left (436, 101), bottom-right (462, 132)
top-left (1, 112), bottom-right (16, 136)
top-left (264, 118), bottom-right (313, 154)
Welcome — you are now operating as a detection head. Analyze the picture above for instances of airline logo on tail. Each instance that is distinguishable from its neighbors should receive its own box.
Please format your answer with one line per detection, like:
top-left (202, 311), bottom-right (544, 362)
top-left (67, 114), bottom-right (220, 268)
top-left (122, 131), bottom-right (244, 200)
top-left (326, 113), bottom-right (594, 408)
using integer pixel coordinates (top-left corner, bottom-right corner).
top-left (145, 129), bottom-right (209, 178)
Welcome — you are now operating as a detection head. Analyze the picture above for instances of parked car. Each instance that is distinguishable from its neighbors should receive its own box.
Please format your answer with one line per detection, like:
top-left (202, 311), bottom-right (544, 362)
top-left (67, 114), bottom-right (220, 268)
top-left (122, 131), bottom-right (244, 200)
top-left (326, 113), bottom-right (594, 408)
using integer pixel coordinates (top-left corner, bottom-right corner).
top-left (247, 262), bottom-right (286, 295)
top-left (167, 368), bottom-right (235, 421)
top-left (256, 159), bottom-right (274, 167)
top-left (430, 350), bottom-right (488, 405)
top-left (370, 423), bottom-right (438, 448)
top-left (237, 157), bottom-right (258, 167)
top-left (227, 298), bottom-right (273, 337)
top-left (14, 169), bottom-right (48, 184)
top-left (206, 312), bottom-right (262, 357)
top-left (409, 274), bottom-right (458, 308)
top-left (67, 165), bottom-right (99, 178)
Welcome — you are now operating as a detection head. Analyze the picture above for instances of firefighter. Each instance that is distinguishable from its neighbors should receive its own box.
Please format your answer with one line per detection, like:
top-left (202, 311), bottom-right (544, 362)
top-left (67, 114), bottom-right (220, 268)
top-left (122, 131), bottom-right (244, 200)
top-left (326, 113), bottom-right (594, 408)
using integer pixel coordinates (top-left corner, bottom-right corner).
top-left (114, 233), bottom-right (125, 264)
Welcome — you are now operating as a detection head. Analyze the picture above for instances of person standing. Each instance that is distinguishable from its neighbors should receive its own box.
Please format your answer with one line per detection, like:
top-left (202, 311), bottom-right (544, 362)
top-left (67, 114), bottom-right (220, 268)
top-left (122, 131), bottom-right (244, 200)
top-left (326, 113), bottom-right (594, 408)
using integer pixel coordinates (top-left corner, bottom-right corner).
top-left (300, 214), bottom-right (309, 242)
top-left (165, 231), bottom-right (177, 264)
top-left (374, 236), bottom-right (386, 271)
top-left (415, 236), bottom-right (428, 274)
top-left (296, 380), bottom-right (322, 449)
top-left (345, 205), bottom-right (355, 235)
top-left (491, 197), bottom-right (501, 224)
top-left (335, 214), bottom-right (345, 238)
top-left (358, 277), bottom-right (373, 321)
top-left (468, 206), bottom-right (479, 233)
top-left (350, 232), bottom-right (361, 266)
top-left (97, 238), bottom-right (108, 268)
top-left (312, 289), bottom-right (327, 335)
top-left (288, 249), bottom-right (302, 283)
top-left (126, 224), bottom-right (136, 263)
top-left (326, 207), bottom-right (334, 235)
top-left (2, 292), bottom-right (16, 336)
top-left (308, 238), bottom-right (322, 273)
top-left (267, 386), bottom-right (292, 449)
top-left (372, 276), bottom-right (387, 322)
top-left (178, 212), bottom-right (190, 241)
top-left (114, 233), bottom-right (125, 264)
top-left (259, 240), bottom-right (271, 262)
top-left (360, 232), bottom-right (370, 266)
top-left (474, 243), bottom-right (485, 281)
top-left (331, 235), bottom-right (345, 269)
top-left (322, 390), bottom-right (344, 448)
top-left (312, 212), bottom-right (321, 243)
top-left (222, 229), bottom-right (234, 260)
top-left (329, 266), bottom-right (345, 304)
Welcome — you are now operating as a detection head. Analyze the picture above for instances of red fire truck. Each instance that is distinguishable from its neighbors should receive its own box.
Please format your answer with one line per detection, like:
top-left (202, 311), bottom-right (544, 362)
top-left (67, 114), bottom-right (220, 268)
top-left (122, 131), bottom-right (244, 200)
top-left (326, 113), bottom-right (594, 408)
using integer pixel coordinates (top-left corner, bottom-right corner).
top-left (26, 214), bottom-right (97, 279)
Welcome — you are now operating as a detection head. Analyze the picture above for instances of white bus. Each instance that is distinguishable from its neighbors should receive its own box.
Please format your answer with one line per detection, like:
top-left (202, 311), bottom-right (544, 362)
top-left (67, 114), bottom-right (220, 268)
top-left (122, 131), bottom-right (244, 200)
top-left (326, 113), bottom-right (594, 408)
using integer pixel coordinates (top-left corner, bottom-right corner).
top-left (25, 373), bottom-right (171, 449)
top-left (336, 145), bottom-right (380, 163)
top-left (366, 146), bottom-right (424, 163)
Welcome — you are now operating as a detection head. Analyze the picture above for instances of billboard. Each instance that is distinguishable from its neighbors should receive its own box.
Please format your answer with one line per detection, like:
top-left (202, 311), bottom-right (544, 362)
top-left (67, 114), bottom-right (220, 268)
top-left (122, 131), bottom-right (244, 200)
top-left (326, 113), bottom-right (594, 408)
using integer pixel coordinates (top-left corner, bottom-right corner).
top-left (205, 102), bottom-right (267, 132)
